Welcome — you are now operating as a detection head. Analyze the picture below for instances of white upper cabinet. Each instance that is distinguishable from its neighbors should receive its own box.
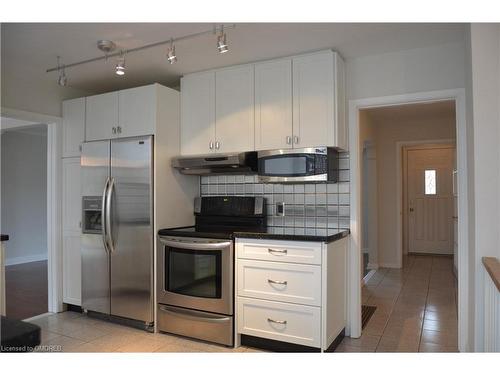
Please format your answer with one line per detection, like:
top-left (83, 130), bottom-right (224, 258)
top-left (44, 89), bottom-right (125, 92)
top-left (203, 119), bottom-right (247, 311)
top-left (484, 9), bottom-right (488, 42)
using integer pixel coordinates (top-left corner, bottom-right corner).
top-left (85, 91), bottom-right (119, 141)
top-left (179, 49), bottom-right (347, 154)
top-left (292, 51), bottom-right (346, 150)
top-left (215, 65), bottom-right (255, 153)
top-left (254, 59), bottom-right (293, 151)
top-left (85, 84), bottom-right (162, 141)
top-left (118, 84), bottom-right (156, 138)
top-left (181, 72), bottom-right (216, 155)
top-left (62, 98), bottom-right (86, 157)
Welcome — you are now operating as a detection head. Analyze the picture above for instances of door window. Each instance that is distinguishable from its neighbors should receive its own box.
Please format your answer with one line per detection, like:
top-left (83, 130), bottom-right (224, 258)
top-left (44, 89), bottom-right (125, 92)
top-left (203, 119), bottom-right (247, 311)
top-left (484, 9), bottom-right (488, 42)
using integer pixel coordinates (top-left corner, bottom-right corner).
top-left (425, 169), bottom-right (437, 195)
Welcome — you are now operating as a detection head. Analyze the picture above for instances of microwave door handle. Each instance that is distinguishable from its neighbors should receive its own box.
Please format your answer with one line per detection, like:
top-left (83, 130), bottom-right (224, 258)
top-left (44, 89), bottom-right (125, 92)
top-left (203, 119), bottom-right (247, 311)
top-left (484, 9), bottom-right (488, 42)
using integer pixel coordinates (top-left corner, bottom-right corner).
top-left (105, 177), bottom-right (116, 253)
top-left (159, 237), bottom-right (231, 251)
top-left (101, 177), bottom-right (110, 253)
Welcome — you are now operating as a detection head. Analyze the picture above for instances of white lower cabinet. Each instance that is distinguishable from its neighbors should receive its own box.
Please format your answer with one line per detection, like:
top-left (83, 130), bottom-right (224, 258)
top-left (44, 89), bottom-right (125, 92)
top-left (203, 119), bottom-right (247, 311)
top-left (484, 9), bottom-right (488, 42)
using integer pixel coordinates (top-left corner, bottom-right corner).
top-left (235, 237), bottom-right (348, 351)
top-left (237, 259), bottom-right (321, 306)
top-left (62, 157), bottom-right (82, 306)
top-left (237, 297), bottom-right (321, 348)
top-left (62, 234), bottom-right (81, 306)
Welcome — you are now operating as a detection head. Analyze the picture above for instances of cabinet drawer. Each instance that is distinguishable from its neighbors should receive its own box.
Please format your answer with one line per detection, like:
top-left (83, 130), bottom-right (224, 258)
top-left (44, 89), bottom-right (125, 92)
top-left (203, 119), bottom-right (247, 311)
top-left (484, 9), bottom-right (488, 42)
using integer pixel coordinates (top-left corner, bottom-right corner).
top-left (237, 259), bottom-right (321, 306)
top-left (237, 297), bottom-right (321, 347)
top-left (236, 239), bottom-right (321, 265)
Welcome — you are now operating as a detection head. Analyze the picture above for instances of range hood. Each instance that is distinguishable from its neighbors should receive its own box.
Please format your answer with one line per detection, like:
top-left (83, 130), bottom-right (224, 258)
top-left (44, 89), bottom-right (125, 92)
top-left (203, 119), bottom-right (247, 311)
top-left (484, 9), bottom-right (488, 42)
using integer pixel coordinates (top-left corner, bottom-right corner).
top-left (172, 152), bottom-right (258, 175)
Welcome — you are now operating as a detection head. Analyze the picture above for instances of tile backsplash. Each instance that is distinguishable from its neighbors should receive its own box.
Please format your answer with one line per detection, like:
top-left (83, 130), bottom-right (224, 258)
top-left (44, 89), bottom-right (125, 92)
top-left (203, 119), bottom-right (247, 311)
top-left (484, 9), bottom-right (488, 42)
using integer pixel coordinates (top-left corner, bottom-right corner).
top-left (200, 152), bottom-right (350, 236)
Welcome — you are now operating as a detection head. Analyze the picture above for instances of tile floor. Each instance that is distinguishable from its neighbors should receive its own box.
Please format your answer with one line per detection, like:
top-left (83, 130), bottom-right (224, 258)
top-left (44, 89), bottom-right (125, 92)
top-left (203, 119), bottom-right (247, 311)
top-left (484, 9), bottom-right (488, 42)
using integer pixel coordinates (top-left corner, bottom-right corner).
top-left (336, 254), bottom-right (458, 353)
top-left (24, 254), bottom-right (457, 353)
top-left (26, 311), bottom-right (264, 353)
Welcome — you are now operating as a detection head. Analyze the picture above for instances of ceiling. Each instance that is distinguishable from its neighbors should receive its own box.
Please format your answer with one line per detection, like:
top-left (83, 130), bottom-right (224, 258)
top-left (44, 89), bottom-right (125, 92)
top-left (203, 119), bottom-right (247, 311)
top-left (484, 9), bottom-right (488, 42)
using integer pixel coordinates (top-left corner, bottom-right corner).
top-left (1, 23), bottom-right (466, 94)
top-left (362, 100), bottom-right (456, 122)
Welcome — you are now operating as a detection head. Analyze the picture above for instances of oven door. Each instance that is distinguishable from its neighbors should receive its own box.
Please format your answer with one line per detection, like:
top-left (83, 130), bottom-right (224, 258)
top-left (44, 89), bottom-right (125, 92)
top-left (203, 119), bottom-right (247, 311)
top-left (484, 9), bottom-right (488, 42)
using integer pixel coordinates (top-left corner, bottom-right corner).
top-left (257, 147), bottom-right (328, 182)
top-left (157, 236), bottom-right (233, 315)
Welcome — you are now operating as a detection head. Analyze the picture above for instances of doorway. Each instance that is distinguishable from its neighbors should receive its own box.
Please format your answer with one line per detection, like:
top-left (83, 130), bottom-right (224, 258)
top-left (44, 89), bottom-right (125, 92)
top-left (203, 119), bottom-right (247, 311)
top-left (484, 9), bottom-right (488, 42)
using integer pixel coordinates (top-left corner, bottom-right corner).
top-left (1, 123), bottom-right (48, 319)
top-left (347, 90), bottom-right (469, 351)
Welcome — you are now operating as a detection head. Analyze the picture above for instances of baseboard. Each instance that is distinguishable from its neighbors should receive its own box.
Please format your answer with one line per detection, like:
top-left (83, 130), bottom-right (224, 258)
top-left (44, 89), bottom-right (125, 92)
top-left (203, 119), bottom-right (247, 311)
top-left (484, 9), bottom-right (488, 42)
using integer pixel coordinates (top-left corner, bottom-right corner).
top-left (378, 262), bottom-right (400, 269)
top-left (367, 262), bottom-right (379, 270)
top-left (5, 253), bottom-right (47, 266)
top-left (363, 269), bottom-right (377, 284)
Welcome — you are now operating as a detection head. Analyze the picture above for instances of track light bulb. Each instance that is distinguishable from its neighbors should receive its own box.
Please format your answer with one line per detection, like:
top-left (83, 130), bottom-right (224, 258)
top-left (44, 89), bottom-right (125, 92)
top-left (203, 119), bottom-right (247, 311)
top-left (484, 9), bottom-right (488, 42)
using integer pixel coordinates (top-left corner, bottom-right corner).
top-left (115, 55), bottom-right (126, 76)
top-left (167, 39), bottom-right (177, 64)
top-left (58, 68), bottom-right (67, 87)
top-left (217, 31), bottom-right (229, 54)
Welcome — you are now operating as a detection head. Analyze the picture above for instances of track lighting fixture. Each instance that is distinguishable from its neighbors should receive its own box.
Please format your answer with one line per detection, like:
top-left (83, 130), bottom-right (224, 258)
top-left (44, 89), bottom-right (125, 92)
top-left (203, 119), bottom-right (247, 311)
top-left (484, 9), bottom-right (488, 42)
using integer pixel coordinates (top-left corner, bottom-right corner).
top-left (56, 56), bottom-right (67, 87)
top-left (115, 51), bottom-right (126, 76)
top-left (217, 26), bottom-right (229, 54)
top-left (167, 38), bottom-right (177, 64)
top-left (47, 25), bottom-right (236, 83)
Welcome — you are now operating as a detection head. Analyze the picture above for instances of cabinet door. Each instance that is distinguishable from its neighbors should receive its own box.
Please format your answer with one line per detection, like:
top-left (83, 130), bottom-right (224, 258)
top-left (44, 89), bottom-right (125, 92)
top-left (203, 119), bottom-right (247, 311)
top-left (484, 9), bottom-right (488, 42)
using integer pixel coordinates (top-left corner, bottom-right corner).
top-left (62, 98), bottom-right (85, 157)
top-left (118, 84), bottom-right (156, 138)
top-left (215, 65), bottom-right (254, 153)
top-left (292, 51), bottom-right (335, 148)
top-left (63, 233), bottom-right (81, 306)
top-left (181, 72), bottom-right (216, 155)
top-left (254, 59), bottom-right (293, 151)
top-left (62, 158), bottom-right (81, 232)
top-left (86, 91), bottom-right (119, 141)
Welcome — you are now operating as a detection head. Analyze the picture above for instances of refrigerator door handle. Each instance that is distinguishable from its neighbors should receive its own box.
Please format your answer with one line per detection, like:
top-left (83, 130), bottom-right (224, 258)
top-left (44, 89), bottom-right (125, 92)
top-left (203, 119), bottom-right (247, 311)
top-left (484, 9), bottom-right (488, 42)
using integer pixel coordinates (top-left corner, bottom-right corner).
top-left (101, 177), bottom-right (110, 254)
top-left (106, 177), bottom-right (116, 253)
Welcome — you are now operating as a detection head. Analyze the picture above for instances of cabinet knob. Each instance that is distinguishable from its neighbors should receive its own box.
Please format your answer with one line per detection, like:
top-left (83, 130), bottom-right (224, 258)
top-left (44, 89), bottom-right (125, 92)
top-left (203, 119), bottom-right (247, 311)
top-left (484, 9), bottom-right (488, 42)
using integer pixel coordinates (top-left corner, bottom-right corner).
top-left (117, 126), bottom-right (122, 134)
top-left (112, 127), bottom-right (116, 134)
top-left (293, 136), bottom-right (299, 145)
top-left (286, 136), bottom-right (292, 145)
top-left (209, 141), bottom-right (214, 150)
top-left (215, 141), bottom-right (220, 150)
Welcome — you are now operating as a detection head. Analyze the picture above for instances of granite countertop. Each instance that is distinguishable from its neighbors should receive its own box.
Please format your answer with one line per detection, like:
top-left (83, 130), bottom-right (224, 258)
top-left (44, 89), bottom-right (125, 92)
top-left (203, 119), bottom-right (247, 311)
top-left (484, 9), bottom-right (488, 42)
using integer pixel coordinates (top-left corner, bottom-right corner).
top-left (0, 234), bottom-right (9, 242)
top-left (234, 228), bottom-right (349, 243)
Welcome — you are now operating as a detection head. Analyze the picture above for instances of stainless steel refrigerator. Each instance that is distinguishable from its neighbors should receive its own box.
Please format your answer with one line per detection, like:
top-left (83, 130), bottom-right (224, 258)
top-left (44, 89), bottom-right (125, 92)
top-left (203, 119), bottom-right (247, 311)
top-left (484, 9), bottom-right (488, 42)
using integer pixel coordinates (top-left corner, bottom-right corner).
top-left (81, 136), bottom-right (153, 327)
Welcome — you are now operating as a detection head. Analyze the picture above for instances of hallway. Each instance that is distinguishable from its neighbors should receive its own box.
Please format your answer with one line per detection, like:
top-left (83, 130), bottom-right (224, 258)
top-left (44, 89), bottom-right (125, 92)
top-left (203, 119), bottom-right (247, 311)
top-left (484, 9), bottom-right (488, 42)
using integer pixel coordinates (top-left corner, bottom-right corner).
top-left (337, 255), bottom-right (458, 352)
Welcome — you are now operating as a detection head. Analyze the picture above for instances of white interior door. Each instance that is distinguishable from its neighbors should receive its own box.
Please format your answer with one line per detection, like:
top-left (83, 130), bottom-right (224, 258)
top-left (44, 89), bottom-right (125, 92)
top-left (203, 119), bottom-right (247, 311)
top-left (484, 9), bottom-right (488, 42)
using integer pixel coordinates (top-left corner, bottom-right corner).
top-left (407, 147), bottom-right (454, 254)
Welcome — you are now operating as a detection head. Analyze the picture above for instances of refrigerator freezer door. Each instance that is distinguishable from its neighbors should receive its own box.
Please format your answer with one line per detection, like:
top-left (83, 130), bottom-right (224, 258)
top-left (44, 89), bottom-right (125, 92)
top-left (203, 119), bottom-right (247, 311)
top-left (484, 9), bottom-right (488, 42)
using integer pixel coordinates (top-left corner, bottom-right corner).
top-left (81, 140), bottom-right (111, 315)
top-left (110, 136), bottom-right (153, 323)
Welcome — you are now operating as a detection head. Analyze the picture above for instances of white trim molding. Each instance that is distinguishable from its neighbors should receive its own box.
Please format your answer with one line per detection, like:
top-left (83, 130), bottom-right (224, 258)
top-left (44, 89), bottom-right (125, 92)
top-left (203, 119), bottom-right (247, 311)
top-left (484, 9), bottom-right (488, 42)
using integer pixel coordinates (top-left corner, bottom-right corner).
top-left (348, 89), bottom-right (470, 352)
top-left (1, 106), bottom-right (63, 313)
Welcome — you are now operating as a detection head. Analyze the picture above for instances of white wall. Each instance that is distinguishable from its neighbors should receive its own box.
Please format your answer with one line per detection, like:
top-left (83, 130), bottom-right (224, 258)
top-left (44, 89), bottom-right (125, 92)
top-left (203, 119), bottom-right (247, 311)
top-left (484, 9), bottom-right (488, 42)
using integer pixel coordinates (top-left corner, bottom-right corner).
top-left (362, 112), bottom-right (456, 267)
top-left (1, 125), bottom-right (48, 265)
top-left (1, 64), bottom-right (90, 117)
top-left (469, 23), bottom-right (500, 351)
top-left (346, 41), bottom-right (466, 100)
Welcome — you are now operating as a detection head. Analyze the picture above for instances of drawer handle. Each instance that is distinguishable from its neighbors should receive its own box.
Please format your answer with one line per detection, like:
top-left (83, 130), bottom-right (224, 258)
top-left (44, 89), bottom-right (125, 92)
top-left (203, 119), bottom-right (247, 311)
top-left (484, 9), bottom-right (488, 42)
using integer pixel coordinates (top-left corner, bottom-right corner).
top-left (267, 318), bottom-right (287, 325)
top-left (268, 279), bottom-right (288, 285)
top-left (268, 248), bottom-right (287, 255)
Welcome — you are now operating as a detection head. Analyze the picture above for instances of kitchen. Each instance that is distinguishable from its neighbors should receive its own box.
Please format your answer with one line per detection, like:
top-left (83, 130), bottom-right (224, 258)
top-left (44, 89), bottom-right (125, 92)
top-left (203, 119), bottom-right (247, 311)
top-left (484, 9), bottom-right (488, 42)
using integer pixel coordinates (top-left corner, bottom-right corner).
top-left (1, 10), bottom-right (500, 374)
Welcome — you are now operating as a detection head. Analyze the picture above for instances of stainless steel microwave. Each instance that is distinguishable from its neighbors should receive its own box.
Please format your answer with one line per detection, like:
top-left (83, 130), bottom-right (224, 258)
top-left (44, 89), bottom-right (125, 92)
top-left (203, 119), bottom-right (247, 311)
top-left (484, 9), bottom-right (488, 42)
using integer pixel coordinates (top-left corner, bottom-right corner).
top-left (257, 147), bottom-right (339, 183)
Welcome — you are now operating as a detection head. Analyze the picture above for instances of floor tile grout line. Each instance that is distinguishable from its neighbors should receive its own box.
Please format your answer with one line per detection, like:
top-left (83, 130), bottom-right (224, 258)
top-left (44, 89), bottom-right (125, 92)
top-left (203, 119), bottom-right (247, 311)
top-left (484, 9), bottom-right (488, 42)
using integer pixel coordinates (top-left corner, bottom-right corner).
top-left (418, 256), bottom-right (434, 352)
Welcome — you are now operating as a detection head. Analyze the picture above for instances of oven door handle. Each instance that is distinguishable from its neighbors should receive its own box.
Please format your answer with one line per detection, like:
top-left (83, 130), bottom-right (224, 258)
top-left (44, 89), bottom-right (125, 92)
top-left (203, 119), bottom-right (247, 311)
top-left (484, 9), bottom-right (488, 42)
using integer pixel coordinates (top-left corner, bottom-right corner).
top-left (158, 237), bottom-right (231, 251)
top-left (159, 305), bottom-right (231, 323)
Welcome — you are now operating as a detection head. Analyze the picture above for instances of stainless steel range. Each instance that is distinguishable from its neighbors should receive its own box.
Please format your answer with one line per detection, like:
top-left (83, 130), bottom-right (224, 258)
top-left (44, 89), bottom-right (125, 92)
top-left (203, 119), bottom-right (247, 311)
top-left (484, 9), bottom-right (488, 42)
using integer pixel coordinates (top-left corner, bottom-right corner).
top-left (157, 196), bottom-right (266, 346)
